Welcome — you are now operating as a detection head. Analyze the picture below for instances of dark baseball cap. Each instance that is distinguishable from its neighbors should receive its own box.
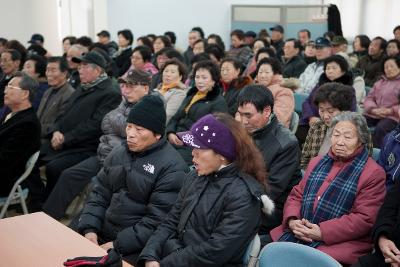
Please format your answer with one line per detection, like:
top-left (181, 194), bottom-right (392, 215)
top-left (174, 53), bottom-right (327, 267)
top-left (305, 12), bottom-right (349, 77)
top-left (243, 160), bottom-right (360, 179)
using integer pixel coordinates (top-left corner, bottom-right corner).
top-left (315, 37), bottom-right (331, 48)
top-left (331, 36), bottom-right (348, 46)
top-left (28, 34), bottom-right (44, 44)
top-left (97, 30), bottom-right (110, 38)
top-left (72, 51), bottom-right (107, 69)
top-left (245, 31), bottom-right (257, 38)
top-left (269, 25), bottom-right (284, 33)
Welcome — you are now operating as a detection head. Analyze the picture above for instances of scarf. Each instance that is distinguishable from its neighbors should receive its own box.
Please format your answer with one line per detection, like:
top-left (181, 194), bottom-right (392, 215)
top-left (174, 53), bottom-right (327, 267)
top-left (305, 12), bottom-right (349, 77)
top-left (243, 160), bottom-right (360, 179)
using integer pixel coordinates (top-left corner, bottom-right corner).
top-left (279, 146), bottom-right (369, 247)
top-left (160, 81), bottom-right (179, 95)
top-left (185, 91), bottom-right (207, 113)
top-left (81, 73), bottom-right (108, 91)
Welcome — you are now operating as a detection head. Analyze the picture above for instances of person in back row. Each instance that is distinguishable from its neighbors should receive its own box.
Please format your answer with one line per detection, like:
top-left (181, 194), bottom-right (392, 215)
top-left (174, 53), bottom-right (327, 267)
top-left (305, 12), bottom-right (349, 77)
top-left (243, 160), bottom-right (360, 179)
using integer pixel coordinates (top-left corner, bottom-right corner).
top-left (77, 95), bottom-right (188, 264)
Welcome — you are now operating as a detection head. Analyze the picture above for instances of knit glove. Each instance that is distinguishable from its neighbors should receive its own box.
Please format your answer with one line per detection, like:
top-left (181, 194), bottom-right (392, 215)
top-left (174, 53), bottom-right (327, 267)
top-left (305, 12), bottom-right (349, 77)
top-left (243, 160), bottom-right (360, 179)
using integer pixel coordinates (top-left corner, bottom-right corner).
top-left (63, 248), bottom-right (122, 267)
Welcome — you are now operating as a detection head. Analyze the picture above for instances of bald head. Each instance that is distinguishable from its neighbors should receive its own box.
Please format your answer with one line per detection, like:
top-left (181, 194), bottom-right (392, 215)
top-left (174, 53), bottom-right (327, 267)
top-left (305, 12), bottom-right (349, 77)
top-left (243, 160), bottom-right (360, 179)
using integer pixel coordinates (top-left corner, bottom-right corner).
top-left (66, 44), bottom-right (89, 70)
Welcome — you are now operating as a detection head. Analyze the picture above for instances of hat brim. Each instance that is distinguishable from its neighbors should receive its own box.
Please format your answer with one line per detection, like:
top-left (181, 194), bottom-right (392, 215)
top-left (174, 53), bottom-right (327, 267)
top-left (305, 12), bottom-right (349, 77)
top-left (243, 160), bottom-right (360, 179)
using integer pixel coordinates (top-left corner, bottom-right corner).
top-left (177, 131), bottom-right (207, 149)
top-left (71, 56), bottom-right (86, 64)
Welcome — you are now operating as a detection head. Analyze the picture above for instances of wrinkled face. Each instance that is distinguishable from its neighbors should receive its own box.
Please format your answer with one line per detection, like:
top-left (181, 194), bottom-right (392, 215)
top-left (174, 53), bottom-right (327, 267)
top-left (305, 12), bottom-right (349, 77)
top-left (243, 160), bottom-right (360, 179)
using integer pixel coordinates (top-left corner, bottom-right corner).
top-left (318, 102), bottom-right (341, 126)
top-left (153, 38), bottom-right (165, 54)
top-left (62, 39), bottom-right (71, 54)
top-left (253, 40), bottom-right (265, 54)
top-left (120, 83), bottom-right (149, 103)
top-left (387, 42), bottom-right (399, 57)
top-left (305, 45), bottom-right (316, 57)
top-left (46, 62), bottom-right (67, 88)
top-left (126, 123), bottom-right (160, 152)
top-left (384, 59), bottom-right (400, 79)
top-left (368, 39), bottom-right (383, 57)
top-left (220, 61), bottom-right (239, 83)
top-left (325, 61), bottom-right (344, 81)
top-left (315, 47), bottom-right (332, 60)
top-left (283, 41), bottom-right (299, 59)
top-left (0, 52), bottom-right (19, 75)
top-left (162, 64), bottom-right (182, 85)
top-left (331, 121), bottom-right (361, 158)
top-left (195, 68), bottom-right (215, 92)
top-left (131, 51), bottom-right (145, 70)
top-left (298, 31), bottom-right (309, 46)
top-left (23, 60), bottom-right (38, 79)
top-left (118, 34), bottom-right (130, 48)
top-left (256, 63), bottom-right (274, 86)
top-left (192, 148), bottom-right (225, 176)
top-left (231, 35), bottom-right (242, 48)
top-left (4, 77), bottom-right (28, 108)
top-left (66, 48), bottom-right (82, 70)
top-left (78, 63), bottom-right (101, 83)
top-left (188, 31), bottom-right (201, 47)
top-left (193, 41), bottom-right (205, 55)
top-left (236, 103), bottom-right (270, 133)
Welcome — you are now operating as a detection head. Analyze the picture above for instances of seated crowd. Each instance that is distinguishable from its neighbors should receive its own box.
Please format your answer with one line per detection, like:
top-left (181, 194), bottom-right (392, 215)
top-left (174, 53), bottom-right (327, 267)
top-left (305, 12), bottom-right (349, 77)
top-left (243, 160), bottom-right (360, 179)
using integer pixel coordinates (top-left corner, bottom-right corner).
top-left (1, 24), bottom-right (400, 266)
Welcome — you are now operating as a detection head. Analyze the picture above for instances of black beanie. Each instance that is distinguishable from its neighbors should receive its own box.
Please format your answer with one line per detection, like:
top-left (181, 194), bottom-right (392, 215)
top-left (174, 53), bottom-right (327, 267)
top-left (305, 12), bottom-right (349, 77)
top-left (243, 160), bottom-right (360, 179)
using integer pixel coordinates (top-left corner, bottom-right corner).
top-left (127, 95), bottom-right (166, 135)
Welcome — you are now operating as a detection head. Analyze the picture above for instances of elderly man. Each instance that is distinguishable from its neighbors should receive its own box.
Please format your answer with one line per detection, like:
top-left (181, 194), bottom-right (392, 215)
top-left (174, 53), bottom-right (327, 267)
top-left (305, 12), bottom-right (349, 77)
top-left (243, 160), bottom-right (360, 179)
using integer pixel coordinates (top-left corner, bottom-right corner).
top-left (66, 44), bottom-right (89, 89)
top-left (28, 51), bottom-right (121, 209)
top-left (298, 29), bottom-right (311, 47)
top-left (97, 30), bottom-right (118, 57)
top-left (37, 57), bottom-right (75, 138)
top-left (77, 95), bottom-right (187, 264)
top-left (43, 69), bottom-right (152, 220)
top-left (269, 24), bottom-right (285, 62)
top-left (236, 84), bottom-right (302, 243)
top-left (0, 72), bottom-right (41, 196)
top-left (282, 38), bottom-right (307, 78)
top-left (0, 49), bottom-right (21, 108)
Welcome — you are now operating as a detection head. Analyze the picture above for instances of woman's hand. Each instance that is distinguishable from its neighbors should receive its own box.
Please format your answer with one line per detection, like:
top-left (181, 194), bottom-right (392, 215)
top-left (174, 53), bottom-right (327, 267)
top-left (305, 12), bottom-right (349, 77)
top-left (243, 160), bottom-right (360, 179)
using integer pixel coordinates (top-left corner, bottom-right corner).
top-left (84, 232), bottom-right (98, 245)
top-left (168, 133), bottom-right (183, 146)
top-left (145, 261), bottom-right (160, 267)
top-left (100, 241), bottom-right (114, 250)
top-left (288, 218), bottom-right (322, 243)
top-left (379, 235), bottom-right (400, 265)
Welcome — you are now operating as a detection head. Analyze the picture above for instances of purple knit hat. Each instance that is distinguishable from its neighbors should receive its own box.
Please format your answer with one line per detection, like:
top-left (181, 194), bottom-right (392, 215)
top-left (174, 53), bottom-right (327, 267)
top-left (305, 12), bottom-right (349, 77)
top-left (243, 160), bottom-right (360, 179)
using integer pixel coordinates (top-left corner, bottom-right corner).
top-left (177, 114), bottom-right (236, 161)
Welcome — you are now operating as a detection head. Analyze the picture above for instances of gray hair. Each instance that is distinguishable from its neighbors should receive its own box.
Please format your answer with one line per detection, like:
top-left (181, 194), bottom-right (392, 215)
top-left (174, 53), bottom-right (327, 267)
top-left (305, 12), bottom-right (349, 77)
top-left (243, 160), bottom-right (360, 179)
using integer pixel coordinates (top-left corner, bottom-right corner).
top-left (13, 71), bottom-right (38, 103)
top-left (69, 44), bottom-right (89, 54)
top-left (330, 111), bottom-right (370, 144)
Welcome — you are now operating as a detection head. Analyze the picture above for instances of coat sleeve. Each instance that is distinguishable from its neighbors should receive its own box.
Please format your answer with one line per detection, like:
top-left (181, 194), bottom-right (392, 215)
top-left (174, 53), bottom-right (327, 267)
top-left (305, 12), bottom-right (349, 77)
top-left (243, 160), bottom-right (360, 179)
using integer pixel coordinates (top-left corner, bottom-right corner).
top-left (319, 163), bottom-right (386, 245)
top-left (159, 182), bottom-right (261, 267)
top-left (372, 180), bottom-right (400, 247)
top-left (165, 91), bottom-right (186, 124)
top-left (273, 87), bottom-right (294, 128)
top-left (62, 92), bottom-right (121, 147)
top-left (113, 167), bottom-right (187, 255)
top-left (293, 60), bottom-right (307, 78)
top-left (363, 84), bottom-right (379, 113)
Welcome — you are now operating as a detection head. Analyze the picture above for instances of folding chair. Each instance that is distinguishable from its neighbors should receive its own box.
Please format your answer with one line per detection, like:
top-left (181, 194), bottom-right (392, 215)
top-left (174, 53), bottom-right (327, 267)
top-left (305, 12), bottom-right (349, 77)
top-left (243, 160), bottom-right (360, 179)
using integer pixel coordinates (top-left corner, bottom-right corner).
top-left (372, 148), bottom-right (380, 162)
top-left (243, 234), bottom-right (261, 267)
top-left (0, 151), bottom-right (40, 219)
top-left (294, 92), bottom-right (309, 115)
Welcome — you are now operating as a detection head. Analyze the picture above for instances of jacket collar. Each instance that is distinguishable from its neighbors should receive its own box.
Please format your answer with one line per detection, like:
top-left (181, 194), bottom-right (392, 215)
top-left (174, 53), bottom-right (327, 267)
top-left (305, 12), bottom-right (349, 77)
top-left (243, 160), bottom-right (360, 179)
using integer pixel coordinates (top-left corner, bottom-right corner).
top-left (251, 114), bottom-right (278, 139)
top-left (186, 84), bottom-right (222, 101)
top-left (126, 136), bottom-right (167, 158)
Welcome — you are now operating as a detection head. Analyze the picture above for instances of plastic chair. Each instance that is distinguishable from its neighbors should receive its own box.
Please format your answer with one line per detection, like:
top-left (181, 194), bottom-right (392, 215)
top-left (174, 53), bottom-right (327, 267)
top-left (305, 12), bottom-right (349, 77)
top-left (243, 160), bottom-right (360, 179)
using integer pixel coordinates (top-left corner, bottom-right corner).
top-left (294, 92), bottom-right (309, 115)
top-left (258, 242), bottom-right (341, 267)
top-left (243, 234), bottom-right (261, 267)
top-left (289, 112), bottom-right (299, 134)
top-left (0, 151), bottom-right (40, 219)
top-left (372, 148), bottom-right (380, 162)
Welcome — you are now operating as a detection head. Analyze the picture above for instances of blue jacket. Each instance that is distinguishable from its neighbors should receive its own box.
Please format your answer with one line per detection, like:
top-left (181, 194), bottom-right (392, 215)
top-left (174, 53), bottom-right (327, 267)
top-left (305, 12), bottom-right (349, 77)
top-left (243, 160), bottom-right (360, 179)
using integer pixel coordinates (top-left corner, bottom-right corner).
top-left (379, 125), bottom-right (400, 188)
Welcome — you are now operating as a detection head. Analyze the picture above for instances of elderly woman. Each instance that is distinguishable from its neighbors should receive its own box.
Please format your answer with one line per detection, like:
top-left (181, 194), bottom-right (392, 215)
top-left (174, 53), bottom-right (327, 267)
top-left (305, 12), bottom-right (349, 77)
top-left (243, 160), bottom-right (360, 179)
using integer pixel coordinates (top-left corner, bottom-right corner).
top-left (220, 57), bottom-right (252, 115)
top-left (167, 60), bottom-right (228, 165)
top-left (138, 113), bottom-right (273, 267)
top-left (364, 56), bottom-right (400, 148)
top-left (243, 38), bottom-right (270, 77)
top-left (270, 112), bottom-right (386, 265)
top-left (152, 35), bottom-right (172, 54)
top-left (255, 57), bottom-right (294, 128)
top-left (301, 83), bottom-right (355, 169)
top-left (124, 45), bottom-right (158, 78)
top-left (386, 39), bottom-right (400, 57)
top-left (155, 58), bottom-right (188, 123)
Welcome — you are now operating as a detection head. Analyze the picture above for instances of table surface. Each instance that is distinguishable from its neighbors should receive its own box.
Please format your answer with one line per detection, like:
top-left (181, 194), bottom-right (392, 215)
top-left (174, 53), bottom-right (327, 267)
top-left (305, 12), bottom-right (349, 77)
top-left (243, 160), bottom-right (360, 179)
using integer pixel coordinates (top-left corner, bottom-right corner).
top-left (0, 212), bottom-right (133, 267)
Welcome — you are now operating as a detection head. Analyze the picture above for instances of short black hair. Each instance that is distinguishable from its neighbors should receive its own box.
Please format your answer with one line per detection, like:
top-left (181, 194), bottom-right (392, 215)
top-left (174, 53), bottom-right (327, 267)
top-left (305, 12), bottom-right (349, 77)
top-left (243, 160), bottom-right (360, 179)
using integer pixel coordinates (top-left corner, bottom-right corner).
top-left (47, 57), bottom-right (68, 72)
top-left (221, 57), bottom-right (242, 71)
top-left (193, 39), bottom-right (208, 49)
top-left (372, 36), bottom-right (387, 51)
top-left (155, 47), bottom-right (185, 63)
top-left (255, 47), bottom-right (276, 62)
top-left (323, 55), bottom-right (349, 73)
top-left (191, 27), bottom-right (205, 39)
top-left (12, 71), bottom-right (38, 103)
top-left (191, 52), bottom-right (211, 66)
top-left (76, 36), bottom-right (93, 48)
top-left (313, 82), bottom-right (354, 111)
top-left (136, 36), bottom-right (153, 51)
top-left (25, 54), bottom-right (47, 78)
top-left (355, 35), bottom-right (371, 50)
top-left (298, 29), bottom-right (311, 38)
top-left (207, 34), bottom-right (226, 51)
top-left (285, 38), bottom-right (302, 49)
top-left (237, 84), bottom-right (274, 112)
top-left (62, 36), bottom-right (77, 45)
top-left (256, 57), bottom-right (282, 75)
top-left (3, 49), bottom-right (22, 61)
top-left (161, 58), bottom-right (188, 82)
top-left (383, 55), bottom-right (400, 73)
top-left (0, 37), bottom-right (8, 46)
top-left (164, 31), bottom-right (176, 44)
top-left (192, 60), bottom-right (220, 83)
top-left (118, 29), bottom-right (133, 45)
top-left (387, 39), bottom-right (400, 51)
top-left (394, 25), bottom-right (400, 34)
top-left (205, 44), bottom-right (225, 62)
top-left (132, 45), bottom-right (152, 62)
top-left (155, 35), bottom-right (172, 48)
top-left (230, 29), bottom-right (245, 40)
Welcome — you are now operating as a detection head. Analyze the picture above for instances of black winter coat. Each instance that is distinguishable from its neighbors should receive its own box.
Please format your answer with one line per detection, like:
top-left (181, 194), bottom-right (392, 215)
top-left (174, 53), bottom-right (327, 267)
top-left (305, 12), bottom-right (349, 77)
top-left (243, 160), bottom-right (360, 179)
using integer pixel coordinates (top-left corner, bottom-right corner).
top-left (114, 48), bottom-right (133, 77)
top-left (137, 164), bottom-right (264, 267)
top-left (252, 115), bottom-right (302, 233)
top-left (0, 108), bottom-right (41, 196)
top-left (222, 76), bottom-right (252, 116)
top-left (282, 55), bottom-right (308, 78)
top-left (77, 138), bottom-right (188, 256)
top-left (42, 78), bottom-right (121, 161)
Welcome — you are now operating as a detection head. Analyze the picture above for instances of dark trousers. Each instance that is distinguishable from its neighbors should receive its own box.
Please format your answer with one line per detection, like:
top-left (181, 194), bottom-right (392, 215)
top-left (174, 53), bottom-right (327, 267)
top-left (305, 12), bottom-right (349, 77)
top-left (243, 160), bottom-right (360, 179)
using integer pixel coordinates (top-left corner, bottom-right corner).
top-left (366, 117), bottom-right (398, 148)
top-left (43, 156), bottom-right (101, 220)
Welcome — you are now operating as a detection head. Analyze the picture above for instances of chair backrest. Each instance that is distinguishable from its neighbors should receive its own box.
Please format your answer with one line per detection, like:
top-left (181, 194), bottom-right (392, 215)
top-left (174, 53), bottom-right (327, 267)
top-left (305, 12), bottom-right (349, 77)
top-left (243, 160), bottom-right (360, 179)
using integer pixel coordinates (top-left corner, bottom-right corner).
top-left (372, 148), bottom-right (380, 162)
top-left (294, 92), bottom-right (309, 114)
top-left (289, 111), bottom-right (299, 134)
top-left (243, 234), bottom-right (261, 267)
top-left (259, 242), bottom-right (341, 267)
